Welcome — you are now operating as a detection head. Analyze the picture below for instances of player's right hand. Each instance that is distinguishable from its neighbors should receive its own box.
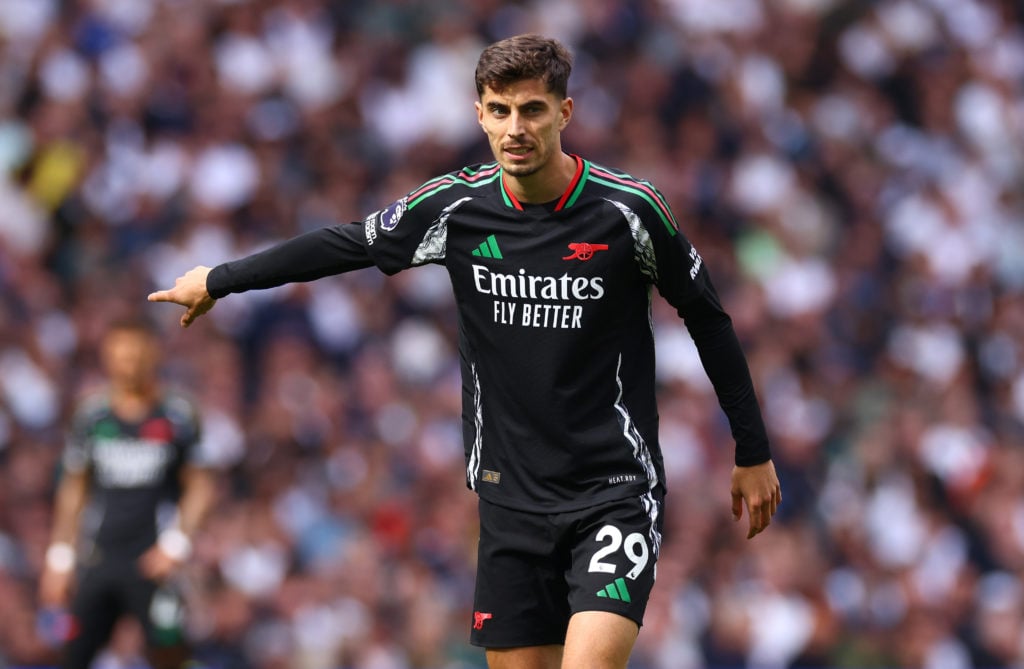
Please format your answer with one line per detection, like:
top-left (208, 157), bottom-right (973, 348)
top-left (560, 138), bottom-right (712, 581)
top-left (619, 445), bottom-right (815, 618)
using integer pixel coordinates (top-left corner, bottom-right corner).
top-left (148, 266), bottom-right (217, 328)
top-left (38, 567), bottom-right (72, 608)
top-left (730, 460), bottom-right (782, 540)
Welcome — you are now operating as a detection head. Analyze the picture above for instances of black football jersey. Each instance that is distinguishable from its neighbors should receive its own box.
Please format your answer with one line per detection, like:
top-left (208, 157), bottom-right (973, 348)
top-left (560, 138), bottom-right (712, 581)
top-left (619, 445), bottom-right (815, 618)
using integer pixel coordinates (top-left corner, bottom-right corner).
top-left (364, 156), bottom-right (733, 511)
top-left (62, 391), bottom-right (206, 558)
top-left (208, 154), bottom-right (770, 513)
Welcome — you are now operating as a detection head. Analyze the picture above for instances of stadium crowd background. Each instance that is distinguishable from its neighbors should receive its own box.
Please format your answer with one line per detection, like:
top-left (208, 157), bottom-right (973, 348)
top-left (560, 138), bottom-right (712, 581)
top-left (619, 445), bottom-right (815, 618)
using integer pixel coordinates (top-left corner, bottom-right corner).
top-left (1, 0), bottom-right (1023, 667)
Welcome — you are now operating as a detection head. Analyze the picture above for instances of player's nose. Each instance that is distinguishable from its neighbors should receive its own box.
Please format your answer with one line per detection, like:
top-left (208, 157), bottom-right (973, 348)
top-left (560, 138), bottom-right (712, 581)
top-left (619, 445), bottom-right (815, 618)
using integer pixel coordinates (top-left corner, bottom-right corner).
top-left (507, 111), bottom-right (526, 137)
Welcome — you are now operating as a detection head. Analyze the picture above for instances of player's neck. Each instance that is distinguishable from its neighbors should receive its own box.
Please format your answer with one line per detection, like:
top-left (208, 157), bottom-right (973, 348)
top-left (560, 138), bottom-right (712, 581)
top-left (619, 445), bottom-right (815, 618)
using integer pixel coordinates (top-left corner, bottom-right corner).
top-left (505, 151), bottom-right (577, 204)
top-left (109, 383), bottom-right (159, 422)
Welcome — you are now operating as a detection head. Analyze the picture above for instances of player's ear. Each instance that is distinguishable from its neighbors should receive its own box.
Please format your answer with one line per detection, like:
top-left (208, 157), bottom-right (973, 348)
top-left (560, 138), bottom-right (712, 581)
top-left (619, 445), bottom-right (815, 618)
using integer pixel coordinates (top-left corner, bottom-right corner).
top-left (475, 100), bottom-right (484, 127)
top-left (558, 97), bottom-right (573, 130)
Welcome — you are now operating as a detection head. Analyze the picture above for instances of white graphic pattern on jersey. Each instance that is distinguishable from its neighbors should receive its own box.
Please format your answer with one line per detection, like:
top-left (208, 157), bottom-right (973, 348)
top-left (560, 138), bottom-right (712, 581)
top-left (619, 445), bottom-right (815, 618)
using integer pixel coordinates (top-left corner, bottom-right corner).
top-left (640, 491), bottom-right (663, 558)
top-left (467, 362), bottom-right (483, 490)
top-left (411, 196), bottom-right (472, 266)
top-left (611, 197), bottom-right (659, 365)
top-left (613, 354), bottom-right (659, 489)
top-left (607, 199), bottom-right (658, 283)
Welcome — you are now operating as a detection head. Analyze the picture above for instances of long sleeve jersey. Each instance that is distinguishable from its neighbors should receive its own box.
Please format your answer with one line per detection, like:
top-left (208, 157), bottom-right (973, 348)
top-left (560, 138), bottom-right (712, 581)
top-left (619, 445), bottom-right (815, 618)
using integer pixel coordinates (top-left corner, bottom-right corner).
top-left (209, 155), bottom-right (770, 512)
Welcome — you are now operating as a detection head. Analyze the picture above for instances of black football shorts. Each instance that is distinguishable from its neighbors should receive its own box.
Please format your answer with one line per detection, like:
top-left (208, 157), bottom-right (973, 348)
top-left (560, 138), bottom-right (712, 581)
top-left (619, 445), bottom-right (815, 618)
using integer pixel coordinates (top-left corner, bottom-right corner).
top-left (63, 558), bottom-right (185, 669)
top-left (470, 489), bottom-right (664, 648)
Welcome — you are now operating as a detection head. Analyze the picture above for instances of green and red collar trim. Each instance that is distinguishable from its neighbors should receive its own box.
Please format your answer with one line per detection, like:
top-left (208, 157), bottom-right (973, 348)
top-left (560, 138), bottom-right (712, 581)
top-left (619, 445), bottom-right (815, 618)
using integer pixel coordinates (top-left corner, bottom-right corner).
top-left (499, 154), bottom-right (590, 211)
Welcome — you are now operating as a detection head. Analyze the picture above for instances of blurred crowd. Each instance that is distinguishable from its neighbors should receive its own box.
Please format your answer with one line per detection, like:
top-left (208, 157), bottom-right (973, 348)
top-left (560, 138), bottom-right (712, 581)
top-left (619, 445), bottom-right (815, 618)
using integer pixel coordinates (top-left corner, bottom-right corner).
top-left (1, 0), bottom-right (1023, 667)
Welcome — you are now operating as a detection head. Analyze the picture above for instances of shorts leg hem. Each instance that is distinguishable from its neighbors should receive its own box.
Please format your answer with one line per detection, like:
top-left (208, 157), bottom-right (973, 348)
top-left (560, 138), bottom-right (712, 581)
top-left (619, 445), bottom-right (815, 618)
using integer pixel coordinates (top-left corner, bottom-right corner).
top-left (569, 605), bottom-right (644, 628)
top-left (469, 635), bottom-right (566, 649)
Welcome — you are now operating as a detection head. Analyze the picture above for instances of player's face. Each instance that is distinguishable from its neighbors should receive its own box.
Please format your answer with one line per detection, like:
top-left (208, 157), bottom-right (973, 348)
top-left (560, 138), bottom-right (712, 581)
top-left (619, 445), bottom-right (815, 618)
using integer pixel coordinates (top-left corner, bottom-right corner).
top-left (101, 329), bottom-right (160, 390)
top-left (476, 78), bottom-right (572, 180)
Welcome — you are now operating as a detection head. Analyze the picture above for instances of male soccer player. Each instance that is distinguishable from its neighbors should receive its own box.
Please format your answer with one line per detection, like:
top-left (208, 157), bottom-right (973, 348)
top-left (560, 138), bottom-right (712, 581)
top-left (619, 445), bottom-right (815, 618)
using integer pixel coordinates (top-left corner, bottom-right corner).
top-left (149, 34), bottom-right (781, 669)
top-left (38, 318), bottom-right (217, 669)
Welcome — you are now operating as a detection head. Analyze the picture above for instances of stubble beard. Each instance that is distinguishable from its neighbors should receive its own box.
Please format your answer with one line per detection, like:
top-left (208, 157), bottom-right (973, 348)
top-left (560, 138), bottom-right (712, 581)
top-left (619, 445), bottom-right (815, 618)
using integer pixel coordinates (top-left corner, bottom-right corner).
top-left (501, 162), bottom-right (542, 178)
top-left (499, 147), bottom-right (546, 178)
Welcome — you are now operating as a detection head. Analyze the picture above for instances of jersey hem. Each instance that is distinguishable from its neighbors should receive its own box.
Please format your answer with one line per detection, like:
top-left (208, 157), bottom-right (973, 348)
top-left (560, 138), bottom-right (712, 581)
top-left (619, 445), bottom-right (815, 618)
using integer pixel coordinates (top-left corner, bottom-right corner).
top-left (474, 480), bottom-right (661, 515)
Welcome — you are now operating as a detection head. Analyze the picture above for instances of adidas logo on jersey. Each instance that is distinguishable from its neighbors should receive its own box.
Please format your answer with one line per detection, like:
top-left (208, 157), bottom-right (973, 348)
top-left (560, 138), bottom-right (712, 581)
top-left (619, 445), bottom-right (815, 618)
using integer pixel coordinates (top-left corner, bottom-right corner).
top-left (472, 234), bottom-right (503, 259)
top-left (596, 578), bottom-right (632, 602)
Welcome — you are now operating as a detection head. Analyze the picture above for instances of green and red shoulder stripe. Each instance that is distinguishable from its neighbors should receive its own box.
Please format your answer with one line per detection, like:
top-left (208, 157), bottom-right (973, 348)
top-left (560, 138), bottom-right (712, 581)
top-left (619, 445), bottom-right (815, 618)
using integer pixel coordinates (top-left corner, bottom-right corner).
top-left (407, 163), bottom-right (502, 209)
top-left (588, 164), bottom-right (678, 236)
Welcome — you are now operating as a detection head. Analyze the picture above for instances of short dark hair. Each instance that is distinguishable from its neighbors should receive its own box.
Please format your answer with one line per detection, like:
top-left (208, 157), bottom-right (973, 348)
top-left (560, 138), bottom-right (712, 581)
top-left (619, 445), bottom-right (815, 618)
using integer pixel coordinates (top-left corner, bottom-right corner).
top-left (106, 315), bottom-right (160, 339)
top-left (475, 34), bottom-right (573, 99)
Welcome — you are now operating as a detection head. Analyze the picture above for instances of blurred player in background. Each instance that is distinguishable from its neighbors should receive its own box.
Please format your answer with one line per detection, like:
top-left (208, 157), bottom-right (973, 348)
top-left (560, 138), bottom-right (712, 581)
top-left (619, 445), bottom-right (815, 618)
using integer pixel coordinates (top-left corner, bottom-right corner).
top-left (38, 318), bottom-right (217, 669)
top-left (149, 34), bottom-right (780, 669)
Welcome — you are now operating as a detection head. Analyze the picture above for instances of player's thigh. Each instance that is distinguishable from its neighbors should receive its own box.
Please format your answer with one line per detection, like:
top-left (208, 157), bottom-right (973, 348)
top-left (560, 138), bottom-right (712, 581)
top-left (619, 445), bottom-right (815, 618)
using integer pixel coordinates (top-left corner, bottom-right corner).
top-left (485, 644), bottom-right (562, 669)
top-left (566, 490), bottom-right (664, 627)
top-left (64, 568), bottom-right (121, 669)
top-left (561, 611), bottom-right (638, 669)
top-left (124, 576), bottom-right (192, 669)
top-left (119, 570), bottom-right (186, 650)
top-left (471, 499), bottom-right (571, 648)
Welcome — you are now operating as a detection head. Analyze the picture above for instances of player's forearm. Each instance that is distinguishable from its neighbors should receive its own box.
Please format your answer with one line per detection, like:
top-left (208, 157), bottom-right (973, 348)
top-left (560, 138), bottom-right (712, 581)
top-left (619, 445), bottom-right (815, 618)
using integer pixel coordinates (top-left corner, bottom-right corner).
top-left (679, 291), bottom-right (772, 466)
top-left (48, 473), bottom-right (88, 544)
top-left (155, 467), bottom-right (216, 563)
top-left (175, 467), bottom-right (217, 537)
top-left (207, 223), bottom-right (374, 298)
top-left (45, 472), bottom-right (88, 573)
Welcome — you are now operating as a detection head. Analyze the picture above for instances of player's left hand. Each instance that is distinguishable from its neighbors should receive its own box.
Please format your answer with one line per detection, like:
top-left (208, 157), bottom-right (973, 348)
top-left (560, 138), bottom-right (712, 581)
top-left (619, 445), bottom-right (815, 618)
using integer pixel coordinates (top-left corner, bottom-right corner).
top-left (139, 544), bottom-right (180, 581)
top-left (731, 460), bottom-right (782, 539)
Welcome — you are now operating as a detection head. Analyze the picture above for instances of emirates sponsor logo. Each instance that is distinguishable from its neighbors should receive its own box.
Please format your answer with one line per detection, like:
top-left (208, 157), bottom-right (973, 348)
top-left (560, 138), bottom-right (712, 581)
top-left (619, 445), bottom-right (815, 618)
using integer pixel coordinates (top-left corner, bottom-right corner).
top-left (471, 265), bottom-right (604, 301)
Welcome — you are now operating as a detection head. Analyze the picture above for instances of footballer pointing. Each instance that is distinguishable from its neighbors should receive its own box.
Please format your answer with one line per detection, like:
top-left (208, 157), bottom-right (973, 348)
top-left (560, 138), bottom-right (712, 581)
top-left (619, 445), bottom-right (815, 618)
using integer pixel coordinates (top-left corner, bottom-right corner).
top-left (150, 33), bottom-right (781, 669)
